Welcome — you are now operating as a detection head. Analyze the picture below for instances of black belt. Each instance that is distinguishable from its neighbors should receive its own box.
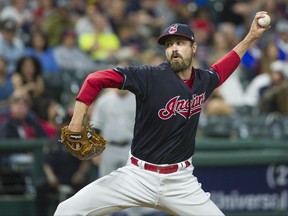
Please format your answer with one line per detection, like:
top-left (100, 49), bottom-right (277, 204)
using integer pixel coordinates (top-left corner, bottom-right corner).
top-left (109, 141), bottom-right (130, 147)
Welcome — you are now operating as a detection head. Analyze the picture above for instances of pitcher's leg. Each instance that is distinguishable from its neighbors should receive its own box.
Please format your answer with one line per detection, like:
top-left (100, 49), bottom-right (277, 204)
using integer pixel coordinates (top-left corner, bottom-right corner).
top-left (160, 167), bottom-right (224, 216)
top-left (54, 165), bottom-right (158, 216)
top-left (54, 181), bottom-right (125, 216)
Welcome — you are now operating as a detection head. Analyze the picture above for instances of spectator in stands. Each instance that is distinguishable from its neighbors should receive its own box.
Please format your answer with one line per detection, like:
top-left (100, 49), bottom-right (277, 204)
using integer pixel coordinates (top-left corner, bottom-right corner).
top-left (0, 56), bottom-right (14, 111)
top-left (32, 0), bottom-right (57, 32)
top-left (240, 39), bottom-right (279, 88)
top-left (198, 89), bottom-right (237, 138)
top-left (1, 89), bottom-right (44, 150)
top-left (105, 0), bottom-right (128, 35)
top-left (0, 89), bottom-right (47, 139)
top-left (208, 31), bottom-right (245, 108)
top-left (0, 18), bottom-right (25, 76)
top-left (0, 0), bottom-right (33, 29)
top-left (116, 23), bottom-right (144, 60)
top-left (240, 41), bottom-right (262, 82)
top-left (260, 81), bottom-right (288, 115)
top-left (277, 0), bottom-right (288, 19)
top-left (217, 22), bottom-right (240, 49)
top-left (207, 31), bottom-right (230, 66)
top-left (259, 40), bottom-right (281, 75)
top-left (259, 60), bottom-right (288, 114)
top-left (65, 0), bottom-right (86, 21)
top-left (204, 89), bottom-right (235, 117)
top-left (0, 0), bottom-right (10, 8)
top-left (0, 90), bottom-right (47, 178)
top-left (243, 60), bottom-right (286, 108)
top-left (216, 0), bottom-right (258, 39)
top-left (35, 113), bottom-right (91, 216)
top-left (275, 19), bottom-right (288, 60)
top-left (34, 96), bottom-right (65, 138)
top-left (54, 29), bottom-right (97, 74)
top-left (42, 4), bottom-right (74, 46)
top-left (0, 0), bottom-right (33, 44)
top-left (259, 61), bottom-right (286, 96)
top-left (200, 89), bottom-right (236, 139)
top-left (78, 11), bottom-right (120, 61)
top-left (217, 68), bottom-right (245, 109)
top-left (74, 1), bottom-right (101, 37)
top-left (25, 30), bottom-right (59, 74)
top-left (190, 7), bottom-right (215, 68)
top-left (140, 49), bottom-right (164, 66)
top-left (153, 0), bottom-right (177, 31)
top-left (126, 0), bottom-right (164, 41)
top-left (11, 56), bottom-right (45, 111)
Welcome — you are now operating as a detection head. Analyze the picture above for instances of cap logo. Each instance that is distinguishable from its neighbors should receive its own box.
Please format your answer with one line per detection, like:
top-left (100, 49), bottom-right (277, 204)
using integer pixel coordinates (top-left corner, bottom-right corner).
top-left (168, 24), bottom-right (178, 34)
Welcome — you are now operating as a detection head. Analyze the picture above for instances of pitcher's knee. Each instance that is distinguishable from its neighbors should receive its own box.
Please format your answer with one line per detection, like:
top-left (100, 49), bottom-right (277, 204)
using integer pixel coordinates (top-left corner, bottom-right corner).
top-left (54, 202), bottom-right (65, 216)
top-left (54, 200), bottom-right (75, 216)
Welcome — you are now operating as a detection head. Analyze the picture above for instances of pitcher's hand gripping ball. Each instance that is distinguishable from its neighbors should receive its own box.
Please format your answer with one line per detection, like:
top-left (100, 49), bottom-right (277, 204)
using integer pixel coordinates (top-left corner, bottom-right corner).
top-left (257, 14), bottom-right (271, 28)
top-left (60, 125), bottom-right (106, 160)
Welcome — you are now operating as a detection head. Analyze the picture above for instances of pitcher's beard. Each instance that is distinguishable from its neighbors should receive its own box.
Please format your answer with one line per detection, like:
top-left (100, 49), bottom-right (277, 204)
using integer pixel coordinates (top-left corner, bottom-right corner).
top-left (168, 58), bottom-right (192, 73)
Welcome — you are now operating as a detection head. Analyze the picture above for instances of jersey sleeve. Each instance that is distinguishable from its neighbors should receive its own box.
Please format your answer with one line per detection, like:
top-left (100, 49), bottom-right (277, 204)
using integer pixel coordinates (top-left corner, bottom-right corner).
top-left (198, 68), bottom-right (220, 100)
top-left (76, 69), bottom-right (123, 106)
top-left (210, 50), bottom-right (241, 86)
top-left (114, 65), bottom-right (151, 99)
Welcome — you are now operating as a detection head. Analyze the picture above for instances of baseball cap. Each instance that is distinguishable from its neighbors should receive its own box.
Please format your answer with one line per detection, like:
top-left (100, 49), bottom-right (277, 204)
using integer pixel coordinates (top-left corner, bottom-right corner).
top-left (158, 23), bottom-right (195, 45)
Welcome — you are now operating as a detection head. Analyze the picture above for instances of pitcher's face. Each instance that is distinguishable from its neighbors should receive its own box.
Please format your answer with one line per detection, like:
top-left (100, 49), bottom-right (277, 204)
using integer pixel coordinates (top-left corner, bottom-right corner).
top-left (165, 36), bottom-right (197, 73)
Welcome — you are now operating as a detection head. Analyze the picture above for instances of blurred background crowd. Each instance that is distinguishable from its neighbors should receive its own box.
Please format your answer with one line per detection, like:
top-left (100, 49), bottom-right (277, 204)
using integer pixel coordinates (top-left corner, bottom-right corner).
top-left (0, 0), bottom-right (287, 140)
top-left (0, 0), bottom-right (288, 215)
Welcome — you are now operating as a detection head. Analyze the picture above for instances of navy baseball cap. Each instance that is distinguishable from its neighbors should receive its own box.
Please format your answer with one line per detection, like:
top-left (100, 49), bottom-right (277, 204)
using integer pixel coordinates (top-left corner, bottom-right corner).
top-left (158, 23), bottom-right (195, 45)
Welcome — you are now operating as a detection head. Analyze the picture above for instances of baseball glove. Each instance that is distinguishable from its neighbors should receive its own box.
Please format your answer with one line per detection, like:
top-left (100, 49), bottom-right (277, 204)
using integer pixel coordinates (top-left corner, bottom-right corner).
top-left (60, 125), bottom-right (106, 160)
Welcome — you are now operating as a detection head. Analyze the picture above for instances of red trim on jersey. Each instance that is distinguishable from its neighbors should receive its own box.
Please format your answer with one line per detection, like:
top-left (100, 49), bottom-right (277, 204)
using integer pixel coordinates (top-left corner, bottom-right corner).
top-left (76, 69), bottom-right (123, 105)
top-left (210, 50), bottom-right (240, 86)
top-left (76, 51), bottom-right (240, 106)
top-left (184, 70), bottom-right (195, 89)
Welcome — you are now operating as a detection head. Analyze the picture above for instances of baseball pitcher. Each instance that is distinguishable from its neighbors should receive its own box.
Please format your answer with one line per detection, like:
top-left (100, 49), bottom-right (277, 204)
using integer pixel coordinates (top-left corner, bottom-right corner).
top-left (56, 11), bottom-right (270, 216)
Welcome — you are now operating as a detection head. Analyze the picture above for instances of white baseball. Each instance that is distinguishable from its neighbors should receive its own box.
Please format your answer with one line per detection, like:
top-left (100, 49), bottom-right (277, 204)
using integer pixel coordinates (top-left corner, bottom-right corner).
top-left (257, 14), bottom-right (271, 28)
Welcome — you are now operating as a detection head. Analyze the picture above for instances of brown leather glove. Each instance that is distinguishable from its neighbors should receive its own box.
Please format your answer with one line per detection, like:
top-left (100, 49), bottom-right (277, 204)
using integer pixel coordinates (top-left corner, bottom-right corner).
top-left (60, 125), bottom-right (106, 160)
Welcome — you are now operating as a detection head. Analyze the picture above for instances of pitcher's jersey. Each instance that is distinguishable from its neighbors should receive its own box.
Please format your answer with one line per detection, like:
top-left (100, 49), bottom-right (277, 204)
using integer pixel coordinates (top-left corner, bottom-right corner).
top-left (114, 62), bottom-right (219, 164)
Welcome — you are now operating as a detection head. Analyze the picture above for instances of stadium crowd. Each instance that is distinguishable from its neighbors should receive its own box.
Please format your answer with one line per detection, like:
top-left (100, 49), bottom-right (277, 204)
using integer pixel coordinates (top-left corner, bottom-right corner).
top-left (0, 0), bottom-right (287, 215)
top-left (0, 0), bottom-right (288, 140)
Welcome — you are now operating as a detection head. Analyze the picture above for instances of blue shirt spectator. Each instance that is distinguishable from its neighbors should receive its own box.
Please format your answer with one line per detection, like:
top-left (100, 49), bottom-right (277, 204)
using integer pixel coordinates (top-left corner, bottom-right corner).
top-left (0, 56), bottom-right (14, 100)
top-left (0, 78), bottom-right (13, 101)
top-left (0, 18), bottom-right (25, 75)
top-left (25, 30), bottom-right (59, 74)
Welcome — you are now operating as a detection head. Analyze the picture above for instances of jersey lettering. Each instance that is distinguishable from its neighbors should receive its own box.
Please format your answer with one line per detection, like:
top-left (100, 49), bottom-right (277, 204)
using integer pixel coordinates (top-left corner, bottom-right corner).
top-left (158, 93), bottom-right (206, 120)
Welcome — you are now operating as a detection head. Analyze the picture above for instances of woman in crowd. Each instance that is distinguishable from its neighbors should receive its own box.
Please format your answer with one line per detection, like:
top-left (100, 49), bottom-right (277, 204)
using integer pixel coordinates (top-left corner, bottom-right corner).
top-left (11, 56), bottom-right (45, 110)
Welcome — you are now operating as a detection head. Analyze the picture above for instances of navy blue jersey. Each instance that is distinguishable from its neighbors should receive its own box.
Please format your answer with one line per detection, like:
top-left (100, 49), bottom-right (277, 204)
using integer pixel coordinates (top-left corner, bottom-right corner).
top-left (114, 62), bottom-right (219, 164)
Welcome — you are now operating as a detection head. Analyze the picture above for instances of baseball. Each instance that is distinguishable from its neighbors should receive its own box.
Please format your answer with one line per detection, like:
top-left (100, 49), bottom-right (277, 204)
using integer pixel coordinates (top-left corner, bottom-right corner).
top-left (257, 14), bottom-right (271, 28)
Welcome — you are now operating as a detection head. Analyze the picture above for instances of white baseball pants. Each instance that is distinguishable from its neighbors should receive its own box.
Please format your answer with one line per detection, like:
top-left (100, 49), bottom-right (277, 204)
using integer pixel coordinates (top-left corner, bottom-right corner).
top-left (54, 156), bottom-right (224, 216)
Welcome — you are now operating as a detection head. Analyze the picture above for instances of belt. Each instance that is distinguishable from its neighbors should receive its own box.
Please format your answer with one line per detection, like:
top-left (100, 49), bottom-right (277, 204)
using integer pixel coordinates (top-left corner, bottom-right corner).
top-left (130, 157), bottom-right (190, 174)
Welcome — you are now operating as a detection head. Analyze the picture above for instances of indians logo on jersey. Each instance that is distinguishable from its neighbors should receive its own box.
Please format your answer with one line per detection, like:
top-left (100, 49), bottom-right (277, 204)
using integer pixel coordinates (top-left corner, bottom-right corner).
top-left (168, 24), bottom-right (178, 34)
top-left (158, 93), bottom-right (205, 120)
